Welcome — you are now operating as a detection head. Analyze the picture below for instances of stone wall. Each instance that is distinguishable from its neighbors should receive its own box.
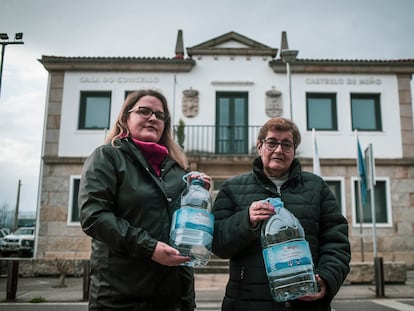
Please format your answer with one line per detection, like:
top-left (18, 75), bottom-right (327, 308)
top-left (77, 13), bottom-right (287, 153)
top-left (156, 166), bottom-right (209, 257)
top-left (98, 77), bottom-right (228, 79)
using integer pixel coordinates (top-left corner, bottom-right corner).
top-left (5, 259), bottom-right (407, 285)
top-left (35, 156), bottom-right (414, 267)
top-left (1, 259), bottom-right (87, 277)
top-left (345, 261), bottom-right (407, 284)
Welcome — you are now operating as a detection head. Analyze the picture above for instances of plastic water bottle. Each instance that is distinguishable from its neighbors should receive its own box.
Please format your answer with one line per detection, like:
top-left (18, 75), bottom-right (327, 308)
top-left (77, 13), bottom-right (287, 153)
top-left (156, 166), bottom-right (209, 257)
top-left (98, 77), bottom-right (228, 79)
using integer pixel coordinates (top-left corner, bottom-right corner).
top-left (260, 197), bottom-right (318, 302)
top-left (170, 173), bottom-right (214, 267)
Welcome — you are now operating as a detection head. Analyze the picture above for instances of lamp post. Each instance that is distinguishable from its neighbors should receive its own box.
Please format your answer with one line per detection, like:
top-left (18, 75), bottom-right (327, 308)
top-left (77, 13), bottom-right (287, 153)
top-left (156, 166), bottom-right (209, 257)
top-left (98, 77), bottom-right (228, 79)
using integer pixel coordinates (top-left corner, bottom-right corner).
top-left (0, 32), bottom-right (24, 99)
top-left (281, 49), bottom-right (298, 120)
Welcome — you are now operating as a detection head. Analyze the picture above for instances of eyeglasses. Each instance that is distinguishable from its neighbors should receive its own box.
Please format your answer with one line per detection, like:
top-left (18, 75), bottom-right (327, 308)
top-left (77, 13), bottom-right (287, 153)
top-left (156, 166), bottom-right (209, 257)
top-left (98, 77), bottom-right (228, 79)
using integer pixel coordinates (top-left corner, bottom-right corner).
top-left (261, 138), bottom-right (295, 152)
top-left (128, 106), bottom-right (168, 122)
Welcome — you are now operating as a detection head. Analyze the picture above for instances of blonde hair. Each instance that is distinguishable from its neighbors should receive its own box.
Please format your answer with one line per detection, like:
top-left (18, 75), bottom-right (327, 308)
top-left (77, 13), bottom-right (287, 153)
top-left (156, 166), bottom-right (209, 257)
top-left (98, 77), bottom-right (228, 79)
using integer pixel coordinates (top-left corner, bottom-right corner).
top-left (105, 89), bottom-right (188, 169)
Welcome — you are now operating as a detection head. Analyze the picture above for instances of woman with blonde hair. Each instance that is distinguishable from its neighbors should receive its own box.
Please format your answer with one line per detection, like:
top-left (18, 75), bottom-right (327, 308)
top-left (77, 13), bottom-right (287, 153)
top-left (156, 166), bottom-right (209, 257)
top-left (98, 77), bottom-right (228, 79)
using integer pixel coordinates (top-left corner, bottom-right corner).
top-left (79, 89), bottom-right (211, 310)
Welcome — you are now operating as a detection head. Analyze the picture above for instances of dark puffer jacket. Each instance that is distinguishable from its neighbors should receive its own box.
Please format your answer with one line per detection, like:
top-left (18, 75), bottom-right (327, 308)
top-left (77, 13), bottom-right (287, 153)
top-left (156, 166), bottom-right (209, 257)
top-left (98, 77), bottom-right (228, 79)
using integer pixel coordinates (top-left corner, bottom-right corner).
top-left (79, 138), bottom-right (195, 311)
top-left (212, 157), bottom-right (351, 311)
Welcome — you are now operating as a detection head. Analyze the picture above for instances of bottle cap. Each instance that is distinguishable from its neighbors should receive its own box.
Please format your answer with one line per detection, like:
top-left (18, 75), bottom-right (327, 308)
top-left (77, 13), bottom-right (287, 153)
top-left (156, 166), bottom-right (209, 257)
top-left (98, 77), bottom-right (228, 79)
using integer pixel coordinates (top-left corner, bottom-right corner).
top-left (191, 178), bottom-right (204, 186)
top-left (183, 171), bottom-right (205, 187)
top-left (264, 197), bottom-right (284, 209)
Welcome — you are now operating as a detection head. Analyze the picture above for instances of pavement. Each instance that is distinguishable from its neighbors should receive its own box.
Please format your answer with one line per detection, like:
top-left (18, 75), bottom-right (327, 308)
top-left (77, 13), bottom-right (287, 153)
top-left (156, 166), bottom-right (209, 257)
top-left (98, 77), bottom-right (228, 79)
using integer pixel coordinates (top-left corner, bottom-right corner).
top-left (0, 272), bottom-right (413, 306)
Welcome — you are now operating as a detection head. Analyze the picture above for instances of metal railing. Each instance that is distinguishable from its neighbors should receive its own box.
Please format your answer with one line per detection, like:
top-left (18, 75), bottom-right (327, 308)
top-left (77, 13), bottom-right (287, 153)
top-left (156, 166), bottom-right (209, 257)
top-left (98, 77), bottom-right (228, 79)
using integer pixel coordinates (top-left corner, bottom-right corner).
top-left (173, 125), bottom-right (261, 155)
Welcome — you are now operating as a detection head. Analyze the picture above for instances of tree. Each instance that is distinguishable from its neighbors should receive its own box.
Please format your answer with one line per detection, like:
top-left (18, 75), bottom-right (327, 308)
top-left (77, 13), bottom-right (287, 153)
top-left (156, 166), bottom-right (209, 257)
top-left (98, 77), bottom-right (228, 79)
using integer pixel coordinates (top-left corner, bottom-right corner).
top-left (53, 258), bottom-right (72, 288)
top-left (0, 202), bottom-right (13, 229)
top-left (176, 118), bottom-right (186, 149)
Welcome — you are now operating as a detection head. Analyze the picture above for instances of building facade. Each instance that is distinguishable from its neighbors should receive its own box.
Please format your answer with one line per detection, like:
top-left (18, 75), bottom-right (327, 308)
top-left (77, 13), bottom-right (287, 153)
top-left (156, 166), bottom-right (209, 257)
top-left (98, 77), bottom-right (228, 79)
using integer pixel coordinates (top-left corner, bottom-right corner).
top-left (36, 31), bottom-right (414, 269)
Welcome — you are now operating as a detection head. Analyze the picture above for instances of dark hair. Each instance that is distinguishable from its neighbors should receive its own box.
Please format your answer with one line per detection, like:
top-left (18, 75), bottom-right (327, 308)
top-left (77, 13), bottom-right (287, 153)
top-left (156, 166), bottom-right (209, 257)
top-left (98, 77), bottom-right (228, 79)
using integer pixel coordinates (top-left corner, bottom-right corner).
top-left (257, 117), bottom-right (301, 149)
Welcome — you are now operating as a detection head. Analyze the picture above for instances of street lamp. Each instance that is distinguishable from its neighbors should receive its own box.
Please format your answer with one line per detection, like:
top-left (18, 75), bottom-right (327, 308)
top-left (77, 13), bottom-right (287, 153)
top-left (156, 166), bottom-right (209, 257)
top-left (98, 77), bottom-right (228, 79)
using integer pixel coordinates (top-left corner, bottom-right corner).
top-left (281, 49), bottom-right (298, 120)
top-left (0, 32), bottom-right (24, 99)
top-left (280, 31), bottom-right (298, 120)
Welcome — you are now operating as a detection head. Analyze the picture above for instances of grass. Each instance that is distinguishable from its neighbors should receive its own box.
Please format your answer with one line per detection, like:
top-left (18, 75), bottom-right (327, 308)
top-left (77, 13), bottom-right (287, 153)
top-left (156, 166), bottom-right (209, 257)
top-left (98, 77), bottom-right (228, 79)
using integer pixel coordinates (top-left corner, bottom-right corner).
top-left (30, 296), bottom-right (47, 303)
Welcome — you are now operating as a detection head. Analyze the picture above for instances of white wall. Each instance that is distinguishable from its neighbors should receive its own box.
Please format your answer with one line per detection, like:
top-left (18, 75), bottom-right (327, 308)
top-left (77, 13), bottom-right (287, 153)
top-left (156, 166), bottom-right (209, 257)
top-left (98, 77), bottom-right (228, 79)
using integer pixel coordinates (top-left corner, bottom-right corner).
top-left (174, 55), bottom-right (278, 127)
top-left (59, 72), bottom-right (175, 157)
top-left (293, 74), bottom-right (401, 159)
top-left (58, 59), bottom-right (402, 160)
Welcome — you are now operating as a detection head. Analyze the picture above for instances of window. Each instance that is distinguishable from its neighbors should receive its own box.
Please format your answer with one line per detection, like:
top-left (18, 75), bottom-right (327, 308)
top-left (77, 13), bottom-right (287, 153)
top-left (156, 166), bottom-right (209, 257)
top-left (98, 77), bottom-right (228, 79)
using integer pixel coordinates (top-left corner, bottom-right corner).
top-left (306, 93), bottom-right (337, 131)
top-left (353, 178), bottom-right (391, 227)
top-left (216, 92), bottom-right (248, 154)
top-left (351, 94), bottom-right (382, 131)
top-left (78, 91), bottom-right (111, 129)
top-left (68, 176), bottom-right (81, 225)
top-left (325, 178), bottom-right (345, 217)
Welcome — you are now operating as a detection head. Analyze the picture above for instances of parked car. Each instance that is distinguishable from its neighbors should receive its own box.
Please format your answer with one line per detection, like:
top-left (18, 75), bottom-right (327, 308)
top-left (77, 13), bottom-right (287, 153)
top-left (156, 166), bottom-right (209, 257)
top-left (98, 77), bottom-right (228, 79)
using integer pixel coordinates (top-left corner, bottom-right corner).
top-left (0, 227), bottom-right (35, 257)
top-left (0, 228), bottom-right (8, 245)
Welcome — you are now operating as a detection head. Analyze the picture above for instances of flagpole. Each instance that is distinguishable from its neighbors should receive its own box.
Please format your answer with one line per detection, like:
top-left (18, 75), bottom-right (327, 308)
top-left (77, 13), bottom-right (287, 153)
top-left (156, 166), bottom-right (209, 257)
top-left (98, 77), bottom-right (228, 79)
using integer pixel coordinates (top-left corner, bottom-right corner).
top-left (355, 130), bottom-right (365, 262)
top-left (366, 144), bottom-right (377, 258)
top-left (365, 143), bottom-right (384, 297)
top-left (312, 128), bottom-right (321, 176)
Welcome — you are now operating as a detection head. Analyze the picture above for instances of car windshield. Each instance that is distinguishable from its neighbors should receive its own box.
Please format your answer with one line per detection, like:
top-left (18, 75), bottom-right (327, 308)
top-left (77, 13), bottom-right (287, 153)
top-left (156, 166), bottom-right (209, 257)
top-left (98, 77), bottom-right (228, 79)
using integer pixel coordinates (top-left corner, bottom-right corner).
top-left (13, 228), bottom-right (34, 235)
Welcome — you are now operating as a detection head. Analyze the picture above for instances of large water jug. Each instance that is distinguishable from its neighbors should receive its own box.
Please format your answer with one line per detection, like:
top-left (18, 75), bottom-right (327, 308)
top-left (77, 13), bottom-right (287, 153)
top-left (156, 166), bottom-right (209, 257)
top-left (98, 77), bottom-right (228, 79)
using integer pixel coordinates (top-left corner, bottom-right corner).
top-left (261, 197), bottom-right (318, 302)
top-left (170, 173), bottom-right (214, 266)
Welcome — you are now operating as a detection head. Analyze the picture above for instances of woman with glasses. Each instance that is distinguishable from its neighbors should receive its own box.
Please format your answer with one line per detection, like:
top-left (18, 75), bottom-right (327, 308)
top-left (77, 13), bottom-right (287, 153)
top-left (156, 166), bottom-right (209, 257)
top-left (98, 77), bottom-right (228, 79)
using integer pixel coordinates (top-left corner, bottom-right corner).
top-left (79, 89), bottom-right (211, 311)
top-left (212, 117), bottom-right (350, 311)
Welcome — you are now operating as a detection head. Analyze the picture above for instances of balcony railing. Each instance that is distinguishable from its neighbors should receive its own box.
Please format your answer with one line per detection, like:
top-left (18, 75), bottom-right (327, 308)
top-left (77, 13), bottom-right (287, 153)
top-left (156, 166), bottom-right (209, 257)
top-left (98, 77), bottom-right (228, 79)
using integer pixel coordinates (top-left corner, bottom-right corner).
top-left (173, 125), bottom-right (261, 155)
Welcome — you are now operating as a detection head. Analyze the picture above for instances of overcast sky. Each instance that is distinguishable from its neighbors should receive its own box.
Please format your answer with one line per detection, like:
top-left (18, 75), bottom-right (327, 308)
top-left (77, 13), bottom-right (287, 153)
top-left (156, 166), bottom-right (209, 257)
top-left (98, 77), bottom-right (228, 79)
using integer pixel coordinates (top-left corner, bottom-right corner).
top-left (0, 0), bottom-right (413, 217)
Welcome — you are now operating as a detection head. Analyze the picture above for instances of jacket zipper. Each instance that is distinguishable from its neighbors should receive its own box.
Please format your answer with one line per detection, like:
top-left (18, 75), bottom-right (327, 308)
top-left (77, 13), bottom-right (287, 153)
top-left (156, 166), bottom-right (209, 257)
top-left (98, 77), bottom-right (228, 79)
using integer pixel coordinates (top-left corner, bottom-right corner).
top-left (237, 265), bottom-right (245, 299)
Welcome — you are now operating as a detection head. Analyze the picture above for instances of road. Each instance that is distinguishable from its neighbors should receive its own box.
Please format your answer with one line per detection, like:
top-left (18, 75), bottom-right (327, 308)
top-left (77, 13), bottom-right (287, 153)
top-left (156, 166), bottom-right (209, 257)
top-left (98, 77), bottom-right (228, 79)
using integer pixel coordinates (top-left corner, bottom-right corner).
top-left (1, 299), bottom-right (414, 311)
top-left (332, 299), bottom-right (414, 311)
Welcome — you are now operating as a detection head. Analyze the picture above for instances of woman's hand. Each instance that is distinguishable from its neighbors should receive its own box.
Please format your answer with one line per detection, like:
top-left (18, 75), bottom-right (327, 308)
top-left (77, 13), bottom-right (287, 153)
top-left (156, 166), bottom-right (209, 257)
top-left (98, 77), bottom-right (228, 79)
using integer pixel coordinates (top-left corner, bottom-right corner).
top-left (151, 241), bottom-right (191, 266)
top-left (298, 274), bottom-right (326, 301)
top-left (248, 200), bottom-right (275, 228)
top-left (187, 172), bottom-right (212, 191)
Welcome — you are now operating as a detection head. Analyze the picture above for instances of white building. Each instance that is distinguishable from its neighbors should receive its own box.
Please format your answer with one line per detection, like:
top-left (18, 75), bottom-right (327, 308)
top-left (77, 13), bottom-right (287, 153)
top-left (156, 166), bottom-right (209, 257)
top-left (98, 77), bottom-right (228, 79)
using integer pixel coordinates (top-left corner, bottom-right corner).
top-left (36, 30), bottom-right (414, 273)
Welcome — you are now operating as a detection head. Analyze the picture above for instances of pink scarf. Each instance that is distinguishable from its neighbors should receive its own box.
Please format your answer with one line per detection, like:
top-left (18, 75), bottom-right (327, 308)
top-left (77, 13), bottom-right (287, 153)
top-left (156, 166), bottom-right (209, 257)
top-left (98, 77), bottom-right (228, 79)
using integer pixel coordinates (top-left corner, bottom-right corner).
top-left (130, 137), bottom-right (168, 176)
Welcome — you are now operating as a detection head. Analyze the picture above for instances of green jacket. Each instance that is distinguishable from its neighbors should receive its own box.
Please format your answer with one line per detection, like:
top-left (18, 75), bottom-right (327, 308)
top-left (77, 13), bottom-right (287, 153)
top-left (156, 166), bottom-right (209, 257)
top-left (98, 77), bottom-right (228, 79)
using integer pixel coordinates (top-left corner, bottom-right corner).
top-left (212, 157), bottom-right (351, 311)
top-left (79, 137), bottom-right (195, 310)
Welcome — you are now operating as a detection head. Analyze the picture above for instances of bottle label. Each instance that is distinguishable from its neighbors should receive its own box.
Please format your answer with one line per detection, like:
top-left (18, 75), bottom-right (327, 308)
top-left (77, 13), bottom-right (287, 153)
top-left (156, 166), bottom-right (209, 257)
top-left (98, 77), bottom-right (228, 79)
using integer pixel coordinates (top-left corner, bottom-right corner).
top-left (171, 207), bottom-right (214, 235)
top-left (262, 240), bottom-right (313, 276)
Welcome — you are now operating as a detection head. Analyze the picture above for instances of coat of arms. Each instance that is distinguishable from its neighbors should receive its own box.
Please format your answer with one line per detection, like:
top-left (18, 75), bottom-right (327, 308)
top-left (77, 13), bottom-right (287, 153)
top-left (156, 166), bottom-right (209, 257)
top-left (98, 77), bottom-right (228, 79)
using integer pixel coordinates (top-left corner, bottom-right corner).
top-left (182, 88), bottom-right (199, 118)
top-left (265, 87), bottom-right (283, 117)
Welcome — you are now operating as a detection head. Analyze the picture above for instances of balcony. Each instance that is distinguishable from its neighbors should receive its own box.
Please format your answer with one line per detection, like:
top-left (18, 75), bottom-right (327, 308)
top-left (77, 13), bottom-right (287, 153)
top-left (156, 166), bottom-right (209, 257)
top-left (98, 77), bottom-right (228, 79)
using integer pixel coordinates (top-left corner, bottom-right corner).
top-left (173, 125), bottom-right (261, 156)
